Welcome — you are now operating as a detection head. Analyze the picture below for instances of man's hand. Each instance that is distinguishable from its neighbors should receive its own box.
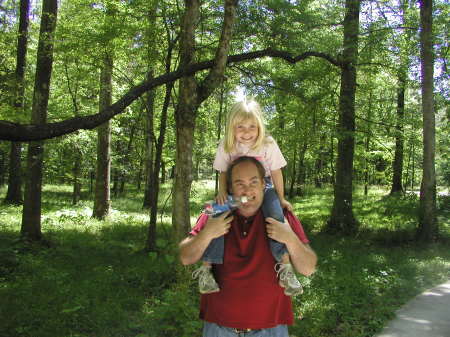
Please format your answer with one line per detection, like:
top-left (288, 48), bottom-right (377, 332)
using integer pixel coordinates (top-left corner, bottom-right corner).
top-left (203, 211), bottom-right (233, 240)
top-left (265, 217), bottom-right (296, 244)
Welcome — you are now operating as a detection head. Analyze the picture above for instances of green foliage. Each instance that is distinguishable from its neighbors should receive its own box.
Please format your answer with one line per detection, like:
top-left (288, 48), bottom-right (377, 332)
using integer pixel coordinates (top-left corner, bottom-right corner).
top-left (1, 184), bottom-right (449, 337)
top-left (290, 234), bottom-right (450, 337)
top-left (142, 268), bottom-right (202, 337)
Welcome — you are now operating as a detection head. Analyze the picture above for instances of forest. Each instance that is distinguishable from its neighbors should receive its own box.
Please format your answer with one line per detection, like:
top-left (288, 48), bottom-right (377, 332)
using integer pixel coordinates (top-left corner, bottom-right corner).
top-left (0, 0), bottom-right (449, 336)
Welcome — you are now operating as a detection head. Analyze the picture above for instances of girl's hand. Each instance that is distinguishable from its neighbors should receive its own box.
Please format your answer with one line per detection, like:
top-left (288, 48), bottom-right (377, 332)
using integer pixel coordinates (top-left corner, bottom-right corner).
top-left (280, 198), bottom-right (293, 212)
top-left (215, 191), bottom-right (228, 205)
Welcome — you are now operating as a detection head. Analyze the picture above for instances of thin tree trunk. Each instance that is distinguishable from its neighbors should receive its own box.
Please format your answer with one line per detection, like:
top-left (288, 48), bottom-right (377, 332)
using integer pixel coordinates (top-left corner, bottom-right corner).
top-left (137, 158), bottom-right (143, 191)
top-left (364, 89), bottom-right (372, 196)
top-left (277, 103), bottom-right (287, 193)
top-left (142, 70), bottom-right (156, 209)
top-left (417, 0), bottom-right (437, 242)
top-left (390, 1), bottom-right (411, 195)
top-left (119, 121), bottom-right (138, 197)
top-left (21, 0), bottom-right (58, 241)
top-left (112, 168), bottom-right (119, 198)
top-left (4, 0), bottom-right (31, 205)
top-left (5, 143), bottom-right (23, 204)
top-left (72, 151), bottom-right (82, 204)
top-left (146, 20), bottom-right (176, 250)
top-left (296, 141), bottom-right (307, 197)
top-left (64, 62), bottom-right (83, 205)
top-left (93, 54), bottom-right (113, 219)
top-left (390, 71), bottom-right (406, 194)
top-left (161, 160), bottom-right (166, 184)
top-left (288, 148), bottom-right (297, 199)
top-left (326, 0), bottom-right (360, 235)
top-left (147, 81), bottom-right (174, 251)
top-left (0, 150), bottom-right (5, 186)
top-left (363, 140), bottom-right (370, 195)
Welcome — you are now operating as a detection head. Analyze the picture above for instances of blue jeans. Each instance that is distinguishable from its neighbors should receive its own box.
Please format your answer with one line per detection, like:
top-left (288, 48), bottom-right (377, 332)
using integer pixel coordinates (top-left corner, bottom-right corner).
top-left (202, 322), bottom-right (289, 337)
top-left (202, 183), bottom-right (288, 264)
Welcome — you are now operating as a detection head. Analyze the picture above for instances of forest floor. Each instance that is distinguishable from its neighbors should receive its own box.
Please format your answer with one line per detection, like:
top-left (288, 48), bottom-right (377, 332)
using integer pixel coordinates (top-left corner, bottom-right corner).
top-left (0, 182), bottom-right (449, 337)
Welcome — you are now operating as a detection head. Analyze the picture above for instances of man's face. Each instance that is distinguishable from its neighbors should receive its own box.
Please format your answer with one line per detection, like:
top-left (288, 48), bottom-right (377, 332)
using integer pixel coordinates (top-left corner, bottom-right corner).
top-left (230, 161), bottom-right (265, 217)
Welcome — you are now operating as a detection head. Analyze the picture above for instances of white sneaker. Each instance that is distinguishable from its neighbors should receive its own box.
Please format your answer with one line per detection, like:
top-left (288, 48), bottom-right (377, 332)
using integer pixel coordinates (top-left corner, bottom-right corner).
top-left (192, 265), bottom-right (220, 294)
top-left (275, 263), bottom-right (303, 296)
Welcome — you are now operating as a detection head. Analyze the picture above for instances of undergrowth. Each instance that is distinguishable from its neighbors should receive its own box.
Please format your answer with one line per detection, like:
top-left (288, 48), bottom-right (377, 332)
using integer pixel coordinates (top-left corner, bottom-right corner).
top-left (0, 183), bottom-right (449, 337)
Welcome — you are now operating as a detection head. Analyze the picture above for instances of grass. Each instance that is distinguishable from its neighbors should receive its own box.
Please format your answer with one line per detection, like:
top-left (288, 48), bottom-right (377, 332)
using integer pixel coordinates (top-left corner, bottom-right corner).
top-left (0, 182), bottom-right (449, 337)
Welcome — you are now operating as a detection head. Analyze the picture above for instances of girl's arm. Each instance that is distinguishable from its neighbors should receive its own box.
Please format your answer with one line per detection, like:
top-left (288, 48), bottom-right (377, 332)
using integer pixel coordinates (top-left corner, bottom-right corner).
top-left (271, 168), bottom-right (293, 212)
top-left (216, 171), bottom-right (228, 204)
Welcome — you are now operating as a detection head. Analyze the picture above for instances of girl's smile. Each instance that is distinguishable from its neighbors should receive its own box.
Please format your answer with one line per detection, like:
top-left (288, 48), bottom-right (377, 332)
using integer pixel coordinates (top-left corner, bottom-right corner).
top-left (234, 118), bottom-right (259, 146)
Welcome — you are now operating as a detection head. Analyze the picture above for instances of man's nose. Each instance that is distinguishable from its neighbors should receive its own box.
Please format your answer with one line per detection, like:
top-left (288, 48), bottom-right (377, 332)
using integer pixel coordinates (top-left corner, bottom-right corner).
top-left (241, 185), bottom-right (251, 193)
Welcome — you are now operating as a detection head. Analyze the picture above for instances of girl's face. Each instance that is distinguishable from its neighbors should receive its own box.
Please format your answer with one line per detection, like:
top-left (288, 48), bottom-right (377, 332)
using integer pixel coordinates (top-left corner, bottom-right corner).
top-left (234, 118), bottom-right (259, 146)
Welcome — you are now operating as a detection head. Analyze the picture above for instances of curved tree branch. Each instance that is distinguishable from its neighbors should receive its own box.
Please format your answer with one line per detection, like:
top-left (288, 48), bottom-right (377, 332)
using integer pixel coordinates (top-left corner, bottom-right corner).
top-left (0, 48), bottom-right (342, 141)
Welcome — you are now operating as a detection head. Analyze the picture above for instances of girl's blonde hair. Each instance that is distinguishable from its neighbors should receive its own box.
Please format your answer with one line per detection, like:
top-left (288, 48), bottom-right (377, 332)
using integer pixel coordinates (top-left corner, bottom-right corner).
top-left (224, 99), bottom-right (266, 153)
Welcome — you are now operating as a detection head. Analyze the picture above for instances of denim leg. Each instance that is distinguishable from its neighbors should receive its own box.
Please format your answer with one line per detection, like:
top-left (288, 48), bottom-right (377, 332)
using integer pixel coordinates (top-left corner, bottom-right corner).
top-left (202, 236), bottom-right (224, 264)
top-left (269, 239), bottom-right (288, 262)
top-left (202, 322), bottom-right (289, 337)
top-left (262, 187), bottom-right (284, 223)
top-left (262, 187), bottom-right (288, 262)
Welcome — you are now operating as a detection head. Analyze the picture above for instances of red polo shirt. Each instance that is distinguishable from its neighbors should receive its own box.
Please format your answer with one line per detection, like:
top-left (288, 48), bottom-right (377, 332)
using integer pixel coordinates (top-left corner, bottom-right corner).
top-left (190, 210), bottom-right (309, 329)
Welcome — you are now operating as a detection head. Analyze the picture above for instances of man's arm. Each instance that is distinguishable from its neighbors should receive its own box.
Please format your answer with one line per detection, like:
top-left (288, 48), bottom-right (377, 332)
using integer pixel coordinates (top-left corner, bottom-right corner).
top-left (265, 217), bottom-right (317, 276)
top-left (179, 211), bottom-right (233, 265)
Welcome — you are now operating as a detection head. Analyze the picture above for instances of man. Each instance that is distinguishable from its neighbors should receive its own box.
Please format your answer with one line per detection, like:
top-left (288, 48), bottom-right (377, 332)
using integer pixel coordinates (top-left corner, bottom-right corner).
top-left (179, 156), bottom-right (317, 336)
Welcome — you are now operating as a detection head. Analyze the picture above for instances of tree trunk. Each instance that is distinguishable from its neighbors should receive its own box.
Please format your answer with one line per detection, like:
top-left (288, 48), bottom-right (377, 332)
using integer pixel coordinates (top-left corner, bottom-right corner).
top-left (161, 160), bottom-right (166, 184)
top-left (93, 54), bottom-right (113, 219)
top-left (142, 71), bottom-right (156, 209)
top-left (72, 150), bottom-right (82, 205)
top-left (4, 0), bottom-right (30, 205)
top-left (172, 0), bottom-right (237, 240)
top-left (417, 0), bottom-right (437, 242)
top-left (288, 148), bottom-right (297, 199)
top-left (326, 0), bottom-right (360, 235)
top-left (390, 71), bottom-right (406, 194)
top-left (137, 158), bottom-right (143, 191)
top-left (172, 0), bottom-right (200, 239)
top-left (89, 170), bottom-right (94, 194)
top-left (364, 90), bottom-right (373, 196)
top-left (146, 25), bottom-right (175, 251)
top-left (390, 1), bottom-right (411, 195)
top-left (0, 150), bottom-right (5, 186)
top-left (5, 143), bottom-right (23, 204)
top-left (112, 168), bottom-right (119, 198)
top-left (296, 141), bottom-right (307, 197)
top-left (147, 81), bottom-right (173, 251)
top-left (64, 60), bottom-right (83, 205)
top-left (119, 175), bottom-right (125, 194)
top-left (21, 0), bottom-right (58, 241)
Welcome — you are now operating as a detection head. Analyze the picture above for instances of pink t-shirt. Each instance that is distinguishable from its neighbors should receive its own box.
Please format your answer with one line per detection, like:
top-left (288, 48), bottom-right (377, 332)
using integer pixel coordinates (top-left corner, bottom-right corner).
top-left (213, 136), bottom-right (287, 177)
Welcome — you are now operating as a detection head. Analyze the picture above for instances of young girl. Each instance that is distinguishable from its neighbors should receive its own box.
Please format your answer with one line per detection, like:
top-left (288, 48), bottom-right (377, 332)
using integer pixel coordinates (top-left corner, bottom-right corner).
top-left (193, 99), bottom-right (303, 296)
